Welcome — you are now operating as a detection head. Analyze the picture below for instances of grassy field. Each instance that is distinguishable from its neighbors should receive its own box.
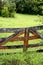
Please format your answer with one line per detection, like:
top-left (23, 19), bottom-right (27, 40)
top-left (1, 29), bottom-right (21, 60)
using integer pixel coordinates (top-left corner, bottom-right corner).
top-left (0, 13), bottom-right (43, 28)
top-left (0, 13), bottom-right (43, 65)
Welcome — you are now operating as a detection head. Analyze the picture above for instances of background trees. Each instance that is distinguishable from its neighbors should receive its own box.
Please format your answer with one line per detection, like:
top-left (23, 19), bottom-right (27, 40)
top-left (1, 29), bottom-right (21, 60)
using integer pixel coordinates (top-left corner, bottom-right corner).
top-left (0, 0), bottom-right (16, 17)
top-left (15, 0), bottom-right (43, 15)
top-left (0, 0), bottom-right (43, 17)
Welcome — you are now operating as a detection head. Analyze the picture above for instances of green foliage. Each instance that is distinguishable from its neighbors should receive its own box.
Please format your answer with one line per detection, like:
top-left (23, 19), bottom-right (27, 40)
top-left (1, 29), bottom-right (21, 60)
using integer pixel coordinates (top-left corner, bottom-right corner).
top-left (15, 0), bottom-right (43, 15)
top-left (8, 3), bottom-right (16, 17)
top-left (1, 6), bottom-right (9, 17)
top-left (0, 0), bottom-right (16, 17)
top-left (0, 0), bottom-right (43, 16)
top-left (38, 5), bottom-right (43, 15)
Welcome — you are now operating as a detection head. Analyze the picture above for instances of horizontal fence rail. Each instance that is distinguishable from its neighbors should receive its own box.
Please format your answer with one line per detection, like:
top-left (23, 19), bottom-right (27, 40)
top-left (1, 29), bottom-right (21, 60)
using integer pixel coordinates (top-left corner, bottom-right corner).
top-left (0, 25), bottom-right (43, 51)
top-left (0, 43), bottom-right (43, 49)
top-left (0, 25), bottom-right (43, 33)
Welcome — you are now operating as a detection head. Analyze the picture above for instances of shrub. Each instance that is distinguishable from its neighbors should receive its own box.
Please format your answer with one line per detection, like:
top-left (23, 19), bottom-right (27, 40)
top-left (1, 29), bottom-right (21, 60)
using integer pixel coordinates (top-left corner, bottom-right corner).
top-left (8, 3), bottom-right (16, 17)
top-left (9, 12), bottom-right (15, 17)
top-left (1, 6), bottom-right (9, 17)
top-left (0, 0), bottom-right (16, 17)
top-left (38, 5), bottom-right (43, 15)
top-left (15, 0), bottom-right (43, 15)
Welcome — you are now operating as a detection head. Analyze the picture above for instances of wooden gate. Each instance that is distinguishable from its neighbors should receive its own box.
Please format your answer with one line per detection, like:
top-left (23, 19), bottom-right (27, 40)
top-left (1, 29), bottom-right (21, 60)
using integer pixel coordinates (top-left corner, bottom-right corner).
top-left (0, 25), bottom-right (43, 51)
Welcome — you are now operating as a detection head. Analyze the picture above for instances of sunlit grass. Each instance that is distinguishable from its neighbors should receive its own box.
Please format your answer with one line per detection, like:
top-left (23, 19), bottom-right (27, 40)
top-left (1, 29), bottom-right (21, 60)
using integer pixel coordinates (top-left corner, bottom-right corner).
top-left (0, 13), bottom-right (43, 28)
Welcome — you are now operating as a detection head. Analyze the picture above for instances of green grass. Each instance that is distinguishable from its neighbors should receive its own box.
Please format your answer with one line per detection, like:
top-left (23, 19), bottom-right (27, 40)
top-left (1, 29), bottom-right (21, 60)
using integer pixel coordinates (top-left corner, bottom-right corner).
top-left (0, 13), bottom-right (43, 28)
top-left (0, 52), bottom-right (43, 65)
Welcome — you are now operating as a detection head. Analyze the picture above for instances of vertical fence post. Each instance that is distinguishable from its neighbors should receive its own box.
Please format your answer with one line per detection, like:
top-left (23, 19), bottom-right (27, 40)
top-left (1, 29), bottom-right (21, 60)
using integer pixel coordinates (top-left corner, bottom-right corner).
top-left (23, 28), bottom-right (29, 52)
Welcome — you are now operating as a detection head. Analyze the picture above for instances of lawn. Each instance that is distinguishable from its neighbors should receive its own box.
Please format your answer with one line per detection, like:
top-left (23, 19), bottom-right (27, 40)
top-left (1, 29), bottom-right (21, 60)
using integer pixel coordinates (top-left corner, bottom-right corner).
top-left (0, 13), bottom-right (43, 65)
top-left (0, 13), bottom-right (43, 28)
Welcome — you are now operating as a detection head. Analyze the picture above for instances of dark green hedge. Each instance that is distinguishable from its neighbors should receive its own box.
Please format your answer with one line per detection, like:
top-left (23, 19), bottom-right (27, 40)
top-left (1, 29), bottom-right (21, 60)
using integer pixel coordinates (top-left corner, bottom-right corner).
top-left (15, 0), bottom-right (43, 15)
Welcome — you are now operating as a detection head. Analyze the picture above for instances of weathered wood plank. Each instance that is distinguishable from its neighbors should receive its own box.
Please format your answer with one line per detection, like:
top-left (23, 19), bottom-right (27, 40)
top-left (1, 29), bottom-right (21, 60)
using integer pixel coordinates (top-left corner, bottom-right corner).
top-left (29, 25), bottom-right (43, 30)
top-left (0, 25), bottom-right (43, 32)
top-left (23, 28), bottom-right (29, 51)
top-left (30, 30), bottom-right (43, 39)
top-left (0, 35), bottom-right (40, 43)
top-left (0, 28), bottom-right (22, 33)
top-left (36, 32), bottom-right (43, 39)
top-left (0, 37), bottom-right (24, 42)
top-left (0, 31), bottom-right (24, 46)
top-left (0, 43), bottom-right (43, 49)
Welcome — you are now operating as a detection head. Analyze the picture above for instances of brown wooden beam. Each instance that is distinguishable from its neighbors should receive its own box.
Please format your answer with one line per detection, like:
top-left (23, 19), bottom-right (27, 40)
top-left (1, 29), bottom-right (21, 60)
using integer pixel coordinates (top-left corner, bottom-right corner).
top-left (0, 43), bottom-right (43, 49)
top-left (0, 31), bottom-right (24, 46)
top-left (30, 30), bottom-right (43, 39)
top-left (0, 36), bottom-right (39, 42)
top-left (10, 36), bottom-right (39, 41)
top-left (29, 36), bottom-right (39, 40)
top-left (23, 28), bottom-right (29, 51)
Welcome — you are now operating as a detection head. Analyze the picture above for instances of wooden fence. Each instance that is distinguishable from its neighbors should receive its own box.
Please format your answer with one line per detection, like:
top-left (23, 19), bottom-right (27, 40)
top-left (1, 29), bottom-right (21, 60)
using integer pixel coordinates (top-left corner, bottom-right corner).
top-left (0, 25), bottom-right (43, 51)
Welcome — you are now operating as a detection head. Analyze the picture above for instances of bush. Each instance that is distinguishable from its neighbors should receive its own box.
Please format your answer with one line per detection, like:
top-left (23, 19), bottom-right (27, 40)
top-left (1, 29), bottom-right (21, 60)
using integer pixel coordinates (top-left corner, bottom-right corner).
top-left (15, 0), bottom-right (43, 15)
top-left (0, 0), bottom-right (16, 17)
top-left (1, 6), bottom-right (9, 17)
top-left (1, 4), bottom-right (16, 17)
top-left (38, 5), bottom-right (43, 15)
top-left (8, 3), bottom-right (16, 17)
top-left (9, 12), bottom-right (15, 17)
